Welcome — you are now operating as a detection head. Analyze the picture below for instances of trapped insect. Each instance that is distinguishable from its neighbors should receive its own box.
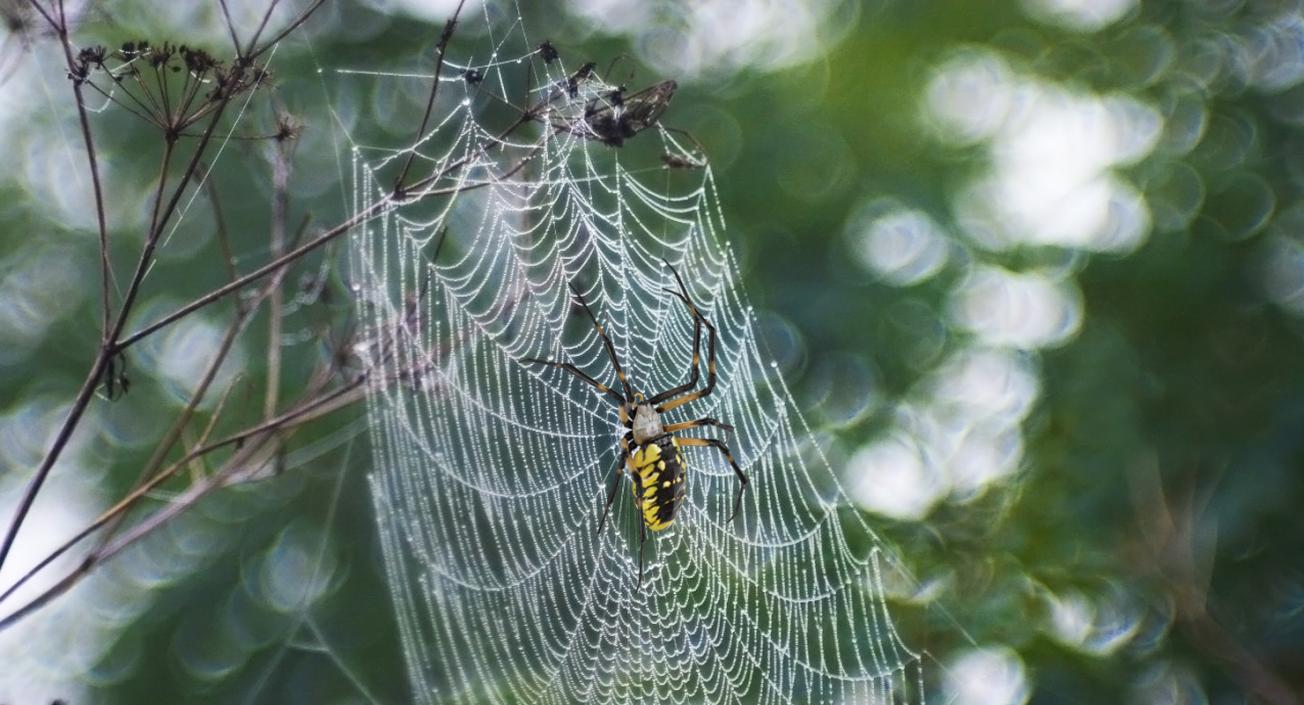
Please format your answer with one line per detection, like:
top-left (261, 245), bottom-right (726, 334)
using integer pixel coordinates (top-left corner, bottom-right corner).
top-left (522, 261), bottom-right (747, 583)
top-left (539, 72), bottom-right (676, 147)
top-left (578, 79), bottom-right (677, 147)
top-left (662, 151), bottom-right (707, 169)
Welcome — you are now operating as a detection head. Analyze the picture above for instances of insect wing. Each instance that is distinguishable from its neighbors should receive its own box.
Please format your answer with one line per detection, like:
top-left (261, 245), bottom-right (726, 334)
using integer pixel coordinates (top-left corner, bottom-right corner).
top-left (621, 80), bottom-right (676, 133)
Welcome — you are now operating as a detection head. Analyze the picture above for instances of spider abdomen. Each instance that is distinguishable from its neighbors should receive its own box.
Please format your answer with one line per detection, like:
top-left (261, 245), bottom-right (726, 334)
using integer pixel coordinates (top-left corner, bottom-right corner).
top-left (629, 436), bottom-right (687, 532)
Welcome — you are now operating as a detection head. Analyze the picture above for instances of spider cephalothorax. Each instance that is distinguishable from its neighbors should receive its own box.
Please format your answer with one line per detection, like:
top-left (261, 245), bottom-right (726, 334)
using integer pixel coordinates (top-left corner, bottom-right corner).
top-left (522, 261), bottom-right (747, 581)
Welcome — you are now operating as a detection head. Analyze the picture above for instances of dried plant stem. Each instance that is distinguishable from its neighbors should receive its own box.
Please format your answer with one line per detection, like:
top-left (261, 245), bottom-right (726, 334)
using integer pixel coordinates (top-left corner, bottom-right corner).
top-left (117, 113), bottom-right (539, 350)
top-left (0, 374), bottom-right (368, 631)
top-left (0, 111), bottom-right (219, 575)
top-left (393, 0), bottom-right (467, 193)
top-left (0, 14), bottom-right (296, 575)
top-left (217, 0), bottom-right (244, 56)
top-left (118, 205), bottom-right (375, 350)
top-left (0, 295), bottom-right (258, 610)
top-left (246, 0), bottom-right (326, 62)
top-left (49, 0), bottom-right (115, 339)
top-left (204, 171), bottom-right (244, 303)
top-left (89, 282), bottom-right (264, 560)
top-left (0, 0), bottom-right (544, 632)
top-left (265, 135), bottom-right (295, 418)
top-left (244, 0), bottom-right (282, 57)
top-left (23, 0), bottom-right (54, 27)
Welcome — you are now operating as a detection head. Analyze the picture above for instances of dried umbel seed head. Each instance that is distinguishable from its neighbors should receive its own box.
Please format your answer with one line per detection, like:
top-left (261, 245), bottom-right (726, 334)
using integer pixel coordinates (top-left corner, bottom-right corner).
top-left (70, 38), bottom-right (271, 134)
top-left (71, 45), bottom-right (107, 82)
top-left (274, 113), bottom-right (304, 143)
top-left (182, 47), bottom-right (217, 74)
top-left (77, 45), bottom-right (107, 68)
top-left (120, 39), bottom-right (150, 58)
top-left (539, 39), bottom-right (559, 63)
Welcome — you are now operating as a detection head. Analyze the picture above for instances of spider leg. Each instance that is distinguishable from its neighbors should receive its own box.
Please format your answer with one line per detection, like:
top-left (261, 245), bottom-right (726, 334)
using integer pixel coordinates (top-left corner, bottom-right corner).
top-left (662, 417), bottom-right (733, 435)
top-left (677, 436), bottom-right (748, 522)
top-left (597, 438), bottom-right (630, 536)
top-left (520, 358), bottom-right (625, 406)
top-left (569, 282), bottom-right (636, 402)
top-left (648, 261), bottom-right (717, 412)
top-left (646, 298), bottom-right (703, 406)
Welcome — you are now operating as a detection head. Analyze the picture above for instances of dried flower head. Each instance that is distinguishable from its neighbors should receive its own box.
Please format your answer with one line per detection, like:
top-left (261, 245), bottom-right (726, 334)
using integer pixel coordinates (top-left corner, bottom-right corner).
top-left (72, 39), bottom-right (270, 136)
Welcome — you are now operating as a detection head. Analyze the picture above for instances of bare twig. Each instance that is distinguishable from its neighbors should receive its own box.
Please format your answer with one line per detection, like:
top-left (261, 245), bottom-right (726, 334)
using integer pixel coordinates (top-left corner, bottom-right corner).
top-left (203, 168), bottom-right (243, 302)
top-left (265, 117), bottom-right (298, 418)
top-left (182, 373), bottom-right (242, 481)
top-left (0, 361), bottom-right (367, 618)
top-left (0, 372), bottom-right (369, 631)
top-left (0, 310), bottom-right (253, 609)
top-left (37, 0), bottom-right (116, 338)
top-left (0, 46), bottom-right (255, 575)
top-left (393, 0), bottom-right (466, 195)
top-left (117, 204), bottom-right (376, 350)
top-left (90, 280), bottom-right (266, 560)
top-left (21, 0), bottom-right (53, 28)
top-left (246, 0), bottom-right (325, 61)
top-left (117, 112), bottom-right (541, 351)
top-left (0, 85), bottom-right (239, 573)
top-left (242, 0), bottom-right (282, 59)
top-left (216, 0), bottom-right (243, 56)
top-left (0, 0), bottom-right (548, 630)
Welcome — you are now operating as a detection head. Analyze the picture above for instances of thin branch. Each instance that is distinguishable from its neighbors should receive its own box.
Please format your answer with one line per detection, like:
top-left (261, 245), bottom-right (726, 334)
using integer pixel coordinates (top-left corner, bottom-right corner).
top-left (215, 0), bottom-right (243, 57)
top-left (0, 372), bottom-right (367, 620)
top-left (90, 280), bottom-right (259, 559)
top-left (265, 125), bottom-right (296, 418)
top-left (0, 337), bottom-right (105, 575)
top-left (118, 115), bottom-right (543, 350)
top-left (0, 430), bottom-right (277, 630)
top-left (393, 0), bottom-right (466, 194)
top-left (3, 251), bottom-right (282, 604)
top-left (241, 0), bottom-right (281, 59)
top-left (203, 169), bottom-right (243, 303)
top-left (1, 0), bottom-right (539, 604)
top-left (47, 0), bottom-right (115, 339)
top-left (0, 291), bottom-right (383, 615)
top-left (182, 373), bottom-right (242, 481)
top-left (22, 0), bottom-right (54, 28)
top-left (0, 283), bottom-right (269, 609)
top-left (0, 60), bottom-right (246, 575)
top-left (145, 136), bottom-right (178, 248)
top-left (246, 0), bottom-right (325, 61)
top-left (80, 77), bottom-right (160, 128)
top-left (117, 203), bottom-right (377, 350)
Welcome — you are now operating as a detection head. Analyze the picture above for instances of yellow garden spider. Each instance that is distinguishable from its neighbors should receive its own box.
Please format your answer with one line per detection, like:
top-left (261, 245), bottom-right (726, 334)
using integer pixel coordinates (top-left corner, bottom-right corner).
top-left (523, 261), bottom-right (748, 581)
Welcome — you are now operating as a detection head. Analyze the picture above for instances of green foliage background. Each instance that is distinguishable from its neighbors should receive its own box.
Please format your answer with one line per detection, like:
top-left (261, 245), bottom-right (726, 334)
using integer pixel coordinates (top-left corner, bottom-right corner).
top-left (1, 1), bottom-right (1302, 703)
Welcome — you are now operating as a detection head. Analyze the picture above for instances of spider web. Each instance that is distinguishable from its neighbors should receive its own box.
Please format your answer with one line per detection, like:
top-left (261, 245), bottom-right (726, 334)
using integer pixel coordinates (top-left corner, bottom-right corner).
top-left (331, 7), bottom-right (924, 704)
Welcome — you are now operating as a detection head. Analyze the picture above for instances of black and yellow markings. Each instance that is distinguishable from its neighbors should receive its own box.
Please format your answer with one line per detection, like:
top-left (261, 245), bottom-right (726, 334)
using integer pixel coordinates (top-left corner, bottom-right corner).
top-left (520, 262), bottom-right (747, 582)
top-left (628, 438), bottom-right (687, 532)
